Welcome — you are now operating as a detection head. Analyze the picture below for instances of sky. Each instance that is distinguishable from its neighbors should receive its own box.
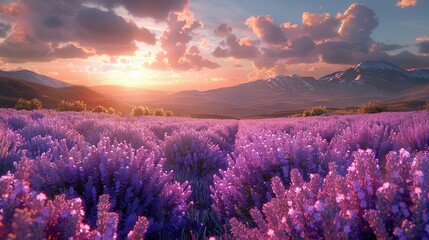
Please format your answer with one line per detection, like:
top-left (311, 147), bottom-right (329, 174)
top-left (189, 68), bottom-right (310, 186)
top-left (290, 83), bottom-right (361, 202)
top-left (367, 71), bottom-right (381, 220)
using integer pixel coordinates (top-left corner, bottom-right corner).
top-left (0, 0), bottom-right (428, 91)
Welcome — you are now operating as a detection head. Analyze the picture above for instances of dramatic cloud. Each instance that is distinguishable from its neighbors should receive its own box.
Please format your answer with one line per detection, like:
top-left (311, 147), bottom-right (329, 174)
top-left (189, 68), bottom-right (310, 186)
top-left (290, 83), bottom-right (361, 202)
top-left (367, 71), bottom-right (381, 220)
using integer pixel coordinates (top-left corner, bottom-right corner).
top-left (0, 34), bottom-right (93, 63)
top-left (417, 41), bottom-right (429, 54)
top-left (372, 42), bottom-right (404, 52)
top-left (300, 12), bottom-right (340, 41)
top-left (245, 16), bottom-right (286, 45)
top-left (213, 3), bottom-right (429, 70)
top-left (0, 35), bottom-right (52, 63)
top-left (148, 13), bottom-right (219, 71)
top-left (396, 0), bottom-right (417, 8)
top-left (212, 24), bottom-right (260, 59)
top-left (52, 44), bottom-right (93, 59)
top-left (42, 15), bottom-right (64, 29)
top-left (0, 22), bottom-right (11, 38)
top-left (0, 0), bottom-right (170, 62)
top-left (338, 4), bottom-right (378, 44)
top-left (91, 0), bottom-right (189, 20)
top-left (417, 36), bottom-right (429, 54)
top-left (74, 7), bottom-right (155, 55)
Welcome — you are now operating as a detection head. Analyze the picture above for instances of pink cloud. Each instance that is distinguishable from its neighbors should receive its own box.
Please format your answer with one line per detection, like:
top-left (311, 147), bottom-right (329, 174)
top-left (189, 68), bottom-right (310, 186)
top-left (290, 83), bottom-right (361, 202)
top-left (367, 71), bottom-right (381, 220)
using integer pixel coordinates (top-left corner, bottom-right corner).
top-left (74, 7), bottom-right (155, 55)
top-left (148, 12), bottom-right (219, 71)
top-left (416, 36), bottom-right (429, 42)
top-left (0, 22), bottom-right (11, 38)
top-left (213, 3), bottom-right (429, 70)
top-left (52, 44), bottom-right (94, 59)
top-left (245, 16), bottom-right (286, 45)
top-left (338, 3), bottom-right (378, 44)
top-left (0, 0), bottom-right (180, 63)
top-left (300, 12), bottom-right (340, 41)
top-left (212, 24), bottom-right (260, 59)
top-left (396, 0), bottom-right (417, 8)
top-left (91, 0), bottom-right (189, 20)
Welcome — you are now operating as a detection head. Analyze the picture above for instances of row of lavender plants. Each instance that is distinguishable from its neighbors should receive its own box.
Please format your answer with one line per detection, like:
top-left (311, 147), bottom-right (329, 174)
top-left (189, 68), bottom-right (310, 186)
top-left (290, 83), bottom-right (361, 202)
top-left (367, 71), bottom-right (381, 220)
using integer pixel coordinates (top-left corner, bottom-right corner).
top-left (0, 108), bottom-right (428, 239)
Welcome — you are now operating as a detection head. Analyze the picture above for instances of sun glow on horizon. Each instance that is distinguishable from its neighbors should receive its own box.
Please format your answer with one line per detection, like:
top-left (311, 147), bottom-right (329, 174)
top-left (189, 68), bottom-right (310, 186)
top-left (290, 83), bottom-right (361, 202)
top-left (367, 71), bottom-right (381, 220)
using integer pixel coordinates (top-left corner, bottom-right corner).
top-left (0, 0), bottom-right (428, 90)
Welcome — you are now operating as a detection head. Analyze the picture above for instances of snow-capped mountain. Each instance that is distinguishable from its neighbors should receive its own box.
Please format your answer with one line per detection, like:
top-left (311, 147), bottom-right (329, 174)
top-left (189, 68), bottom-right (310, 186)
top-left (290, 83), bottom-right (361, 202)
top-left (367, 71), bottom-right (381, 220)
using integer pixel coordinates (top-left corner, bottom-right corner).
top-left (319, 60), bottom-right (429, 91)
top-left (0, 69), bottom-right (72, 88)
top-left (239, 74), bottom-right (317, 92)
top-left (410, 69), bottom-right (429, 79)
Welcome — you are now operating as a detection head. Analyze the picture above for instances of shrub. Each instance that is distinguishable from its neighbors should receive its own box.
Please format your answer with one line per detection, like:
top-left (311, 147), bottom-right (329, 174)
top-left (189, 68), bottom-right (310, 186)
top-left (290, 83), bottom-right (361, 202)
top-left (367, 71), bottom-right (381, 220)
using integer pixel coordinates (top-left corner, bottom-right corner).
top-left (17, 138), bottom-right (190, 239)
top-left (154, 108), bottom-right (166, 116)
top-left (0, 127), bottom-right (24, 174)
top-left (131, 106), bottom-right (150, 116)
top-left (165, 110), bottom-right (174, 117)
top-left (421, 101), bottom-right (429, 110)
top-left (0, 173), bottom-right (149, 239)
top-left (14, 98), bottom-right (43, 110)
top-left (91, 105), bottom-right (108, 113)
top-left (107, 107), bottom-right (119, 115)
top-left (303, 106), bottom-right (327, 117)
top-left (7, 114), bottom-right (29, 130)
top-left (358, 101), bottom-right (387, 114)
top-left (57, 100), bottom-right (87, 112)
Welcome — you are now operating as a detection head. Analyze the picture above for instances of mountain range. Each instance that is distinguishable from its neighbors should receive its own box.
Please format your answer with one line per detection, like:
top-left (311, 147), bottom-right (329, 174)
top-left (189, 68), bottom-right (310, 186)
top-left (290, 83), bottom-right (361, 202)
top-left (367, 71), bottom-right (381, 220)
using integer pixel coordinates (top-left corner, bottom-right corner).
top-left (1, 60), bottom-right (429, 118)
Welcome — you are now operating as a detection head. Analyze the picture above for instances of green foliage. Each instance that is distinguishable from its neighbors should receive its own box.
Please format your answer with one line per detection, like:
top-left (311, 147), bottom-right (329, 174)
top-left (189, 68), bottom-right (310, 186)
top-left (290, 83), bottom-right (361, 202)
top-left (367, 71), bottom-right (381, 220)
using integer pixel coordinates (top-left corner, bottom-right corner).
top-left (303, 106), bottom-right (327, 117)
top-left (14, 98), bottom-right (43, 110)
top-left (358, 101), bottom-right (387, 114)
top-left (56, 100), bottom-right (87, 112)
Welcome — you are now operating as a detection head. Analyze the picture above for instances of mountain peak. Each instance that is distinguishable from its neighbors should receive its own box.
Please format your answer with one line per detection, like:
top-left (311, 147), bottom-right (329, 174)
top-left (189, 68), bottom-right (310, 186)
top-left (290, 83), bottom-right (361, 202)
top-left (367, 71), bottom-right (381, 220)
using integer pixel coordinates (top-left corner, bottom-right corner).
top-left (353, 60), bottom-right (404, 72)
top-left (264, 74), bottom-right (315, 91)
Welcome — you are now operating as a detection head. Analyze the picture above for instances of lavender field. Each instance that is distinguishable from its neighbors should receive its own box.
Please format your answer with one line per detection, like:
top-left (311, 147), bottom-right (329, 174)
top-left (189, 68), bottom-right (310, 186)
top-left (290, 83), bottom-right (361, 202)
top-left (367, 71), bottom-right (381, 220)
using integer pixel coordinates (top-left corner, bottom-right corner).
top-left (1, 109), bottom-right (429, 239)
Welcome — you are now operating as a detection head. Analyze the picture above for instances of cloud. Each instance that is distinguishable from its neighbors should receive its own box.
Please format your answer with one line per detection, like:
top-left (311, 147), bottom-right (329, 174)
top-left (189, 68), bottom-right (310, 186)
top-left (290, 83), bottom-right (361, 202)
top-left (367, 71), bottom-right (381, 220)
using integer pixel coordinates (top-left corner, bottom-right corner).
top-left (417, 41), bottom-right (429, 54)
top-left (0, 35), bottom-right (52, 63)
top-left (0, 22), bottom-right (11, 38)
top-left (52, 44), bottom-right (93, 59)
top-left (212, 24), bottom-right (260, 59)
top-left (261, 36), bottom-right (316, 63)
top-left (0, 34), bottom-right (93, 63)
top-left (148, 12), bottom-right (219, 71)
top-left (338, 4), bottom-right (378, 44)
top-left (214, 23), bottom-right (232, 37)
top-left (0, 2), bottom-right (24, 20)
top-left (396, 0), bottom-right (417, 8)
top-left (213, 3), bottom-right (429, 70)
top-left (372, 42), bottom-right (404, 52)
top-left (416, 36), bottom-right (429, 42)
top-left (91, 0), bottom-right (189, 20)
top-left (42, 15), bottom-right (63, 29)
top-left (245, 16), bottom-right (286, 45)
top-left (387, 51), bottom-right (429, 68)
top-left (74, 7), bottom-right (156, 55)
top-left (0, 0), bottom-right (158, 62)
top-left (300, 12), bottom-right (340, 41)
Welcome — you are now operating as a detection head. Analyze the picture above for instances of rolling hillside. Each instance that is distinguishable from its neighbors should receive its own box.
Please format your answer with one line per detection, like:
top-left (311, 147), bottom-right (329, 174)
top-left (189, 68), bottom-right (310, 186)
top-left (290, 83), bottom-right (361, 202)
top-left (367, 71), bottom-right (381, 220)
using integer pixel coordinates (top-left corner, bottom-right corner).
top-left (0, 76), bottom-right (131, 113)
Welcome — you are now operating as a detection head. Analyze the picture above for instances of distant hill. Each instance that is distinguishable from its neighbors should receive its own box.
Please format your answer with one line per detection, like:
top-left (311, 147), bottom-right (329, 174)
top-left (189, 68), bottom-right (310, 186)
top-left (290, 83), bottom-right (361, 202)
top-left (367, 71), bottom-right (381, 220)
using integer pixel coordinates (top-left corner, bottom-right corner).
top-left (0, 76), bottom-right (131, 113)
top-left (0, 69), bottom-right (72, 88)
top-left (1, 61), bottom-right (429, 117)
top-left (133, 61), bottom-right (429, 116)
top-left (90, 85), bottom-right (171, 104)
